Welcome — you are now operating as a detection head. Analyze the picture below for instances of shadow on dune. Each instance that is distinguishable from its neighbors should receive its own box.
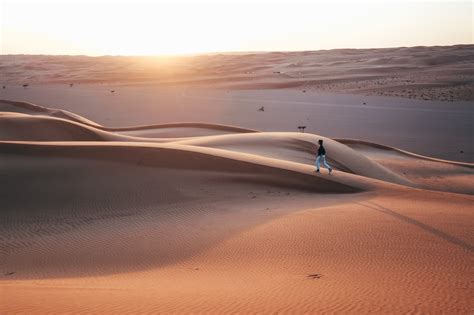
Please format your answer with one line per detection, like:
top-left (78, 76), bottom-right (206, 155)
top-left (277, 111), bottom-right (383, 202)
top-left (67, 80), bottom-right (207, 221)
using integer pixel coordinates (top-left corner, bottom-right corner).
top-left (360, 201), bottom-right (473, 252)
top-left (0, 150), bottom-right (364, 279)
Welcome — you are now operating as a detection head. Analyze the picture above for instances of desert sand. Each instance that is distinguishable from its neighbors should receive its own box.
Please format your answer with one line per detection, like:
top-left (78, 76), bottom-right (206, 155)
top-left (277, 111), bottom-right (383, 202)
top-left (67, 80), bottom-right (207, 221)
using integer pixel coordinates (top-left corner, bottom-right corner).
top-left (1, 45), bottom-right (473, 102)
top-left (0, 97), bottom-right (473, 313)
top-left (1, 45), bottom-right (473, 163)
top-left (0, 46), bottom-right (473, 314)
top-left (0, 84), bottom-right (472, 163)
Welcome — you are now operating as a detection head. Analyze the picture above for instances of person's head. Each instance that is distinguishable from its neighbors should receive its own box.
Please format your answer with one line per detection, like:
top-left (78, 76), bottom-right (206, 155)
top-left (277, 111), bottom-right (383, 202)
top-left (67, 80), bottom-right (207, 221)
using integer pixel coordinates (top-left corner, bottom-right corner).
top-left (318, 139), bottom-right (323, 145)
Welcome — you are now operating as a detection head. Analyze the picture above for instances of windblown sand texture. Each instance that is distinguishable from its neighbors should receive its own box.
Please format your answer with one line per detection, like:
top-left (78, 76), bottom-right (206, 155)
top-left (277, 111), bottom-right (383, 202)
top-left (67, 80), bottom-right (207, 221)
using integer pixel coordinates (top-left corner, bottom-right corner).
top-left (0, 98), bottom-right (473, 313)
top-left (1, 45), bottom-right (473, 102)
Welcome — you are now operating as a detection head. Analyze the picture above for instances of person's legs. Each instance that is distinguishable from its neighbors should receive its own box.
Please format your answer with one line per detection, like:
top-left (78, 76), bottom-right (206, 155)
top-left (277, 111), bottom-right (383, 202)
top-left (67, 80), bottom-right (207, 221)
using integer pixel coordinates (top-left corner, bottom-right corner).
top-left (315, 155), bottom-right (321, 171)
top-left (322, 155), bottom-right (332, 173)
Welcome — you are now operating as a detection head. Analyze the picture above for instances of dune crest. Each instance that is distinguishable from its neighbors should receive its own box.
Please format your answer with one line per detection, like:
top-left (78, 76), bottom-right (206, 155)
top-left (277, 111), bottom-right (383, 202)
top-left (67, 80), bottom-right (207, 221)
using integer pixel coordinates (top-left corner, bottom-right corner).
top-left (1, 100), bottom-right (472, 193)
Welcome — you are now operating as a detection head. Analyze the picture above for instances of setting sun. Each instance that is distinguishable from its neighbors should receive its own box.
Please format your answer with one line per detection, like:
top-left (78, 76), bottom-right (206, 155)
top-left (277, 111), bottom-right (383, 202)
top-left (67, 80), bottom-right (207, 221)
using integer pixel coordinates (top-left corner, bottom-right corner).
top-left (2, 0), bottom-right (472, 55)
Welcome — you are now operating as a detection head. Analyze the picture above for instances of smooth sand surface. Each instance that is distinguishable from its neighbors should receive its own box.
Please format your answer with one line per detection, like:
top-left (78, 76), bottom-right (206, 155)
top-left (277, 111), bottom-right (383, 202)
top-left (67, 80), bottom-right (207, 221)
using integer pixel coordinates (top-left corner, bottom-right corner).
top-left (1, 85), bottom-right (472, 162)
top-left (1, 99), bottom-right (473, 313)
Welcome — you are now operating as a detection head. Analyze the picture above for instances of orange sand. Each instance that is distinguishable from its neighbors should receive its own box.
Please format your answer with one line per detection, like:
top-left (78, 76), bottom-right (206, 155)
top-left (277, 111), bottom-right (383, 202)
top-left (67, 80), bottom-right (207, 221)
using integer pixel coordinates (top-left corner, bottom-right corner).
top-left (0, 99), bottom-right (472, 313)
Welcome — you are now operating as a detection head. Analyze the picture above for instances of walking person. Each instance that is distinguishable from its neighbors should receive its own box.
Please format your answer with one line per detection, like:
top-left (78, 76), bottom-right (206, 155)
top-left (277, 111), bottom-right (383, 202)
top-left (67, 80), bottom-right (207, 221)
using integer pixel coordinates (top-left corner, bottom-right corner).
top-left (315, 139), bottom-right (332, 174)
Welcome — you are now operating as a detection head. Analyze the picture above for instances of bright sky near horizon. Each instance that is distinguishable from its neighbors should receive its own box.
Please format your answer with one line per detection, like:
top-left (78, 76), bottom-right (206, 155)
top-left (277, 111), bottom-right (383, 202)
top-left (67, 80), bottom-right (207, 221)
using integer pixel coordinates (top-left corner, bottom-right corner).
top-left (0, 0), bottom-right (472, 56)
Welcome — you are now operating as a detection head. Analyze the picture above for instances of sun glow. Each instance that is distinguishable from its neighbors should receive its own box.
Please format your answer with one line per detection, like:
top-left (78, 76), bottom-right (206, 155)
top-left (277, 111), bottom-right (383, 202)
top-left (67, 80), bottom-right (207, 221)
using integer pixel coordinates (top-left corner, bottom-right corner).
top-left (1, 0), bottom-right (472, 56)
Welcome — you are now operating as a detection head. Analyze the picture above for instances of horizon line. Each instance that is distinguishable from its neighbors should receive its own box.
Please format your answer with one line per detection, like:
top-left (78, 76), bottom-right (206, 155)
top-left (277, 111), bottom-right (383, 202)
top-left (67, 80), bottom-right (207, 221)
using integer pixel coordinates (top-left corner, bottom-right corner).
top-left (2, 43), bottom-right (472, 58)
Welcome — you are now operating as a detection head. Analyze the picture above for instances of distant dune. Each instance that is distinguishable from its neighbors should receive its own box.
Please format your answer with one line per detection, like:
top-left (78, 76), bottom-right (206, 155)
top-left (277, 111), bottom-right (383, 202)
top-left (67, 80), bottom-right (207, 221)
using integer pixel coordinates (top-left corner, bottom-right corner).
top-left (1, 100), bottom-right (473, 313)
top-left (1, 45), bottom-right (473, 102)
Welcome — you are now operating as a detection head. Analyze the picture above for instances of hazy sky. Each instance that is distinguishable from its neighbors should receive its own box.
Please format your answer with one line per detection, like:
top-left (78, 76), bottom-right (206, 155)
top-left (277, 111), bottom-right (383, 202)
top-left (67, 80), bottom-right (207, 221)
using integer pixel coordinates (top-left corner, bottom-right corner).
top-left (0, 0), bottom-right (472, 55)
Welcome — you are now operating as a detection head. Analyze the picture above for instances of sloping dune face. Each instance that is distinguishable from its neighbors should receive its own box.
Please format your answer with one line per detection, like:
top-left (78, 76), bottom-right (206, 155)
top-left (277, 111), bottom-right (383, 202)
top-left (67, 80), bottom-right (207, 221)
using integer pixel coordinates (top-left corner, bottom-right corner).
top-left (0, 144), bottom-right (361, 279)
top-left (0, 113), bottom-right (109, 141)
top-left (1, 100), bottom-right (473, 313)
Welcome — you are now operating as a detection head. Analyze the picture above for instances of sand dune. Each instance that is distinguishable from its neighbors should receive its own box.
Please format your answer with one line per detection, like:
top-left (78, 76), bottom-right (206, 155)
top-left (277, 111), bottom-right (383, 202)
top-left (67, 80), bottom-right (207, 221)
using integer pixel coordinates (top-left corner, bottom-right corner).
top-left (1, 45), bottom-right (473, 102)
top-left (1, 100), bottom-right (471, 191)
top-left (0, 142), bottom-right (366, 280)
top-left (0, 112), bottom-right (250, 143)
top-left (0, 99), bottom-right (102, 127)
top-left (339, 139), bottom-right (474, 195)
top-left (0, 99), bottom-right (257, 133)
top-left (1, 100), bottom-right (473, 313)
top-left (2, 81), bottom-right (472, 163)
top-left (0, 113), bottom-right (111, 141)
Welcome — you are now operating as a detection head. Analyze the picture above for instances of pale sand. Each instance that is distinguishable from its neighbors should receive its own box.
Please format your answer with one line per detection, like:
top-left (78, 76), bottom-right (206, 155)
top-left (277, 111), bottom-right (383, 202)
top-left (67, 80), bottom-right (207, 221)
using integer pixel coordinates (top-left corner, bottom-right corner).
top-left (0, 100), bottom-right (473, 313)
top-left (1, 85), bottom-right (472, 163)
top-left (1, 45), bottom-right (473, 102)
